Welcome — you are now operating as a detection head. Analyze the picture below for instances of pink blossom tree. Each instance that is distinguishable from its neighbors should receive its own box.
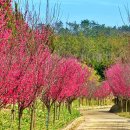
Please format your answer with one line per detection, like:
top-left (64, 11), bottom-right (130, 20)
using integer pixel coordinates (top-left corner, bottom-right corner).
top-left (58, 58), bottom-right (89, 114)
top-left (94, 81), bottom-right (111, 101)
top-left (106, 63), bottom-right (130, 112)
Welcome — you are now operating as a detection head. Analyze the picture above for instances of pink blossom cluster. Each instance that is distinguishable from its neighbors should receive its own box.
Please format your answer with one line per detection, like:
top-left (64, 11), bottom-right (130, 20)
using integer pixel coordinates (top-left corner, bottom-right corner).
top-left (106, 63), bottom-right (130, 99)
top-left (94, 81), bottom-right (111, 99)
top-left (0, 0), bottom-right (91, 110)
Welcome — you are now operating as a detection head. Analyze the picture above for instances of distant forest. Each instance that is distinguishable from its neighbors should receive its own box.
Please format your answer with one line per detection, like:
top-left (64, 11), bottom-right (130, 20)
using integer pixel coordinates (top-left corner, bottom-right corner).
top-left (38, 19), bottom-right (129, 79)
top-left (52, 20), bottom-right (130, 36)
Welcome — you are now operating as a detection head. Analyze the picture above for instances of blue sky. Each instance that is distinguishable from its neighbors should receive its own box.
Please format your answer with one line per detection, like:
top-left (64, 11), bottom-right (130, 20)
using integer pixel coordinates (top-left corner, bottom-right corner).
top-left (14, 0), bottom-right (130, 27)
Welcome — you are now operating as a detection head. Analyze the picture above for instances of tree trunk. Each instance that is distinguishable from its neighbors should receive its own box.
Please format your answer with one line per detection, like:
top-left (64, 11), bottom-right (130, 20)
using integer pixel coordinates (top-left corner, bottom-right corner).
top-left (46, 107), bottom-right (50, 130)
top-left (53, 103), bottom-right (56, 124)
top-left (78, 98), bottom-right (80, 107)
top-left (56, 104), bottom-right (58, 120)
top-left (11, 104), bottom-right (15, 121)
top-left (126, 100), bottom-right (128, 113)
top-left (81, 97), bottom-right (84, 106)
top-left (62, 102), bottom-right (64, 110)
top-left (89, 99), bottom-right (91, 106)
top-left (86, 98), bottom-right (88, 106)
top-left (18, 108), bottom-right (23, 130)
top-left (98, 99), bottom-right (99, 106)
top-left (10, 104), bottom-right (15, 129)
top-left (30, 102), bottom-right (36, 130)
top-left (100, 100), bottom-right (102, 106)
top-left (68, 103), bottom-right (72, 114)
top-left (120, 99), bottom-right (123, 112)
top-left (102, 99), bottom-right (104, 106)
top-left (57, 104), bottom-right (61, 120)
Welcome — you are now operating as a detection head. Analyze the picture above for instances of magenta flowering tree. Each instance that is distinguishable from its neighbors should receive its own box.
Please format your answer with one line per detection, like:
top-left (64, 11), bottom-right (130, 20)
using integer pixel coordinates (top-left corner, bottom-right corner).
top-left (0, 1), bottom-right (115, 130)
top-left (106, 63), bottom-right (130, 99)
top-left (57, 58), bottom-right (89, 113)
top-left (0, 30), bottom-right (51, 130)
top-left (94, 81), bottom-right (111, 100)
top-left (0, 0), bottom-right (13, 107)
top-left (40, 57), bottom-right (89, 129)
top-left (106, 63), bottom-right (130, 112)
top-left (0, 1), bottom-right (52, 129)
top-left (40, 55), bottom-right (64, 130)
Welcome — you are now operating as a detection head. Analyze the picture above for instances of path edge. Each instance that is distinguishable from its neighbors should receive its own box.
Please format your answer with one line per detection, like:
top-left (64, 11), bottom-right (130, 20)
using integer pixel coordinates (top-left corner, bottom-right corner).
top-left (61, 116), bottom-right (85, 130)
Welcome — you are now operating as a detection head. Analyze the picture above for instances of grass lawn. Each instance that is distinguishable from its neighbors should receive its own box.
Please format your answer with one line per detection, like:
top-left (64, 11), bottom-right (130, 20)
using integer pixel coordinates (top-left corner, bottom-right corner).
top-left (0, 104), bottom-right (80, 130)
top-left (117, 112), bottom-right (130, 119)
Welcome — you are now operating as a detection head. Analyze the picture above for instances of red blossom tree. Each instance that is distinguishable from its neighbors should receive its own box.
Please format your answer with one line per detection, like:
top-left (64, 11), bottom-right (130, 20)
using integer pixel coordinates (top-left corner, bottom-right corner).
top-left (0, 0), bottom-right (13, 107)
top-left (106, 63), bottom-right (130, 112)
top-left (0, 1), bottom-right (52, 129)
top-left (106, 63), bottom-right (130, 99)
top-left (58, 58), bottom-right (89, 113)
top-left (94, 81), bottom-right (111, 100)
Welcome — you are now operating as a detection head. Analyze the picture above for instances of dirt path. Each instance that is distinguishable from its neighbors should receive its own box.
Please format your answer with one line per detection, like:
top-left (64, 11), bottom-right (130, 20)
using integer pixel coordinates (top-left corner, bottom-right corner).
top-left (75, 108), bottom-right (130, 130)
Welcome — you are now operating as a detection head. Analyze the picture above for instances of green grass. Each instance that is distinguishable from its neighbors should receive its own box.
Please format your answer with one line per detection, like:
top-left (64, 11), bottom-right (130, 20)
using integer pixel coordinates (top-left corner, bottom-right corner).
top-left (117, 112), bottom-right (130, 119)
top-left (0, 99), bottom-right (112, 130)
top-left (0, 104), bottom-right (80, 130)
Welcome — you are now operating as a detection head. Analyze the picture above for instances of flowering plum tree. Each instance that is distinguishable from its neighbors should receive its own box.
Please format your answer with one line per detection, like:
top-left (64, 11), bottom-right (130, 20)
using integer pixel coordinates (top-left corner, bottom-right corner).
top-left (94, 81), bottom-right (111, 100)
top-left (58, 59), bottom-right (89, 113)
top-left (106, 63), bottom-right (130, 112)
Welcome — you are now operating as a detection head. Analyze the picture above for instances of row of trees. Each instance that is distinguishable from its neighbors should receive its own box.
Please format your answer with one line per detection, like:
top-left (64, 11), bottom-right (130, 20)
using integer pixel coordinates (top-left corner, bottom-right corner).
top-left (0, 1), bottom-right (112, 130)
top-left (53, 20), bottom-right (130, 36)
top-left (51, 5), bottom-right (130, 115)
